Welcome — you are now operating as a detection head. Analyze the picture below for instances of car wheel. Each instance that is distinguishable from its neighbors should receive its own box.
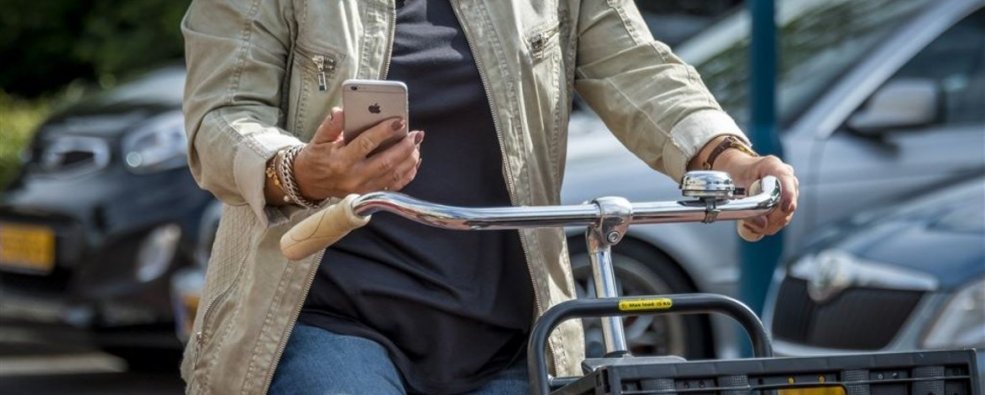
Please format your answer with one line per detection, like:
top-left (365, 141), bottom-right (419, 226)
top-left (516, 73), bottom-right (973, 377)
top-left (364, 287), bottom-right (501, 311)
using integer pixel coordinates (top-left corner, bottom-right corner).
top-left (568, 238), bottom-right (713, 359)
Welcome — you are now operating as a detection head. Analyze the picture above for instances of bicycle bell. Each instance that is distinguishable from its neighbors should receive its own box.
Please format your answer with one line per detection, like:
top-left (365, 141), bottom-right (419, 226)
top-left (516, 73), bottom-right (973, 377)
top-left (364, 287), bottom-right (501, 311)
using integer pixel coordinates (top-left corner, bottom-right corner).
top-left (680, 171), bottom-right (735, 200)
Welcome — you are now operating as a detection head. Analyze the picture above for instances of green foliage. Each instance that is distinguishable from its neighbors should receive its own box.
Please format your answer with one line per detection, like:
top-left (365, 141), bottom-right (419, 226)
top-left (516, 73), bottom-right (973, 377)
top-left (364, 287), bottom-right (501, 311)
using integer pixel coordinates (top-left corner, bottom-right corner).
top-left (0, 92), bottom-right (51, 188)
top-left (0, 0), bottom-right (191, 98)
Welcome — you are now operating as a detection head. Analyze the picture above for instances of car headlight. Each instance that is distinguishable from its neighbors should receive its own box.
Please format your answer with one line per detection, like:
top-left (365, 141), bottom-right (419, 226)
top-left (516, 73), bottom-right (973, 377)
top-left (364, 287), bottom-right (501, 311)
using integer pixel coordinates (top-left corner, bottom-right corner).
top-left (122, 111), bottom-right (187, 174)
top-left (135, 224), bottom-right (181, 283)
top-left (922, 276), bottom-right (985, 349)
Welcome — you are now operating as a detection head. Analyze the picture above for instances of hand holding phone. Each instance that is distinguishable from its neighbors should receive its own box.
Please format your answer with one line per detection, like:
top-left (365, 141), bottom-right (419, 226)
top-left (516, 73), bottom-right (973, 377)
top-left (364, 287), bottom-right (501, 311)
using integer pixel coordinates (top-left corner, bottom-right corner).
top-left (342, 79), bottom-right (408, 155)
top-left (286, 79), bottom-right (421, 201)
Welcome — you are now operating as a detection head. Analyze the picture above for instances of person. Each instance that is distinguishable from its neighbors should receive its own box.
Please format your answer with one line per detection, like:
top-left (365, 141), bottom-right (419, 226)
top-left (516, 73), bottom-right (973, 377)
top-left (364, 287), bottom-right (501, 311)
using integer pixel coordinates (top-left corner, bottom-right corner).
top-left (180, 0), bottom-right (799, 394)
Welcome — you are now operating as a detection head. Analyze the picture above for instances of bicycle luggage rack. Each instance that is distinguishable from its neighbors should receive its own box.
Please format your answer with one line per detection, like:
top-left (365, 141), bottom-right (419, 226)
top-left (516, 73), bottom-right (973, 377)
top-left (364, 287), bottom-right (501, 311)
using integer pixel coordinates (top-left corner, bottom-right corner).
top-left (527, 293), bottom-right (980, 395)
top-left (548, 348), bottom-right (979, 395)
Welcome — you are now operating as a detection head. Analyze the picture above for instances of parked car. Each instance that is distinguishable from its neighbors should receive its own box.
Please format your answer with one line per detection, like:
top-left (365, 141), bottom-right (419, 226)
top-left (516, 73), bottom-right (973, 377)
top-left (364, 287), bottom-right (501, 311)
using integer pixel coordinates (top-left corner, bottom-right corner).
top-left (2, 0), bottom-right (982, 369)
top-left (0, 65), bottom-right (215, 368)
top-left (562, 0), bottom-right (984, 359)
top-left (761, 173), bottom-right (985, 388)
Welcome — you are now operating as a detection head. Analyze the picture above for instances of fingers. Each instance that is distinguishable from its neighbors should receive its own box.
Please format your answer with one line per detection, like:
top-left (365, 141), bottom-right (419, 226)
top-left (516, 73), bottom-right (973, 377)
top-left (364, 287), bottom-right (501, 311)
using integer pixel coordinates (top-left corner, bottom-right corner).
top-left (386, 141), bottom-right (422, 191)
top-left (343, 117), bottom-right (407, 161)
top-left (353, 130), bottom-right (424, 192)
top-left (311, 107), bottom-right (345, 145)
top-left (737, 155), bottom-right (800, 241)
top-left (776, 170), bottom-right (798, 214)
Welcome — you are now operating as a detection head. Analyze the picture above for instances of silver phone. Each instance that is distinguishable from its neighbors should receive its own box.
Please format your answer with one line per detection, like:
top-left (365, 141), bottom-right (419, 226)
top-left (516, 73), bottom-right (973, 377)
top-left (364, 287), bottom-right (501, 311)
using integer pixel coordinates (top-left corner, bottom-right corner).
top-left (342, 79), bottom-right (408, 154)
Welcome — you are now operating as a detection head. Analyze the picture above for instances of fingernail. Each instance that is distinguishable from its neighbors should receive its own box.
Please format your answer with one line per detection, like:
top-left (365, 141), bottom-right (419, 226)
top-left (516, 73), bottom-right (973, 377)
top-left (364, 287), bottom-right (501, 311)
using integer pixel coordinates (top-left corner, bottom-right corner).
top-left (413, 130), bottom-right (424, 144)
top-left (391, 119), bottom-right (404, 131)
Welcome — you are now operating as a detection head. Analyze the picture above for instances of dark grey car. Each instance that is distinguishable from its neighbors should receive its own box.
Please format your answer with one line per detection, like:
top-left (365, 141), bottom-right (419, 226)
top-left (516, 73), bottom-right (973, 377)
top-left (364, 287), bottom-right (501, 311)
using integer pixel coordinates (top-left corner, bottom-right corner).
top-left (562, 0), bottom-right (985, 359)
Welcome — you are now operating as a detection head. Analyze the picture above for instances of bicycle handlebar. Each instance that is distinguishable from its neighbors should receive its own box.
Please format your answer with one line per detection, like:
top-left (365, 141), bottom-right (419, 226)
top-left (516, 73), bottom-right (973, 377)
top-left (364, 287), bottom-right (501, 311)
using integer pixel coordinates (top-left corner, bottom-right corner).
top-left (280, 176), bottom-right (781, 260)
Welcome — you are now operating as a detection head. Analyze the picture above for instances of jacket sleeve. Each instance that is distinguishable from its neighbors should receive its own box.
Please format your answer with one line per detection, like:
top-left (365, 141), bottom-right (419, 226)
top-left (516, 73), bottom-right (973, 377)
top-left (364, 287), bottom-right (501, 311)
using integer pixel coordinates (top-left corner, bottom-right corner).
top-left (181, 0), bottom-right (301, 225)
top-left (573, 0), bottom-right (749, 182)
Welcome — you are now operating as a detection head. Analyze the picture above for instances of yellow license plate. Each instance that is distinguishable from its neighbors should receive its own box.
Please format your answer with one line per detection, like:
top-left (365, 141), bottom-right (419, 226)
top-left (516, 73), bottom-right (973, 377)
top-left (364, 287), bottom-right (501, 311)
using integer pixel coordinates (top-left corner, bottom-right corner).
top-left (0, 223), bottom-right (55, 274)
top-left (179, 293), bottom-right (201, 339)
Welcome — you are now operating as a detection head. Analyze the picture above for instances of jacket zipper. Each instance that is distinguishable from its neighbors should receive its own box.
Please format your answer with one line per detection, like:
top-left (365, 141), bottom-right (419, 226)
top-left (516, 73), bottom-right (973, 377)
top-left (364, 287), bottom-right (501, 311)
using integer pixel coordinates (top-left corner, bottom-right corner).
top-left (260, 249), bottom-right (326, 392)
top-left (311, 55), bottom-right (337, 91)
top-left (194, 289), bottom-right (229, 350)
top-left (529, 26), bottom-right (559, 59)
top-left (193, 256), bottom-right (246, 359)
top-left (448, 3), bottom-right (545, 318)
top-left (379, 3), bottom-right (396, 79)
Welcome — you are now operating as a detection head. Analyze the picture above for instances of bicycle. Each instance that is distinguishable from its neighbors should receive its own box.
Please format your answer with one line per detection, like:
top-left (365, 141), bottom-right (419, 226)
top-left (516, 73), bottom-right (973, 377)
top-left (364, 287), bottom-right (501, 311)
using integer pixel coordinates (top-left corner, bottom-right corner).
top-left (280, 171), bottom-right (979, 395)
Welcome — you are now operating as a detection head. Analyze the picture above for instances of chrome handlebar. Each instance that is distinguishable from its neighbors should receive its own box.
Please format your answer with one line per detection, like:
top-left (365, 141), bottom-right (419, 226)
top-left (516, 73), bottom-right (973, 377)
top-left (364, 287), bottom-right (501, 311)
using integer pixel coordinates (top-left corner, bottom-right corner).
top-left (347, 175), bottom-right (780, 231)
top-left (279, 172), bottom-right (780, 269)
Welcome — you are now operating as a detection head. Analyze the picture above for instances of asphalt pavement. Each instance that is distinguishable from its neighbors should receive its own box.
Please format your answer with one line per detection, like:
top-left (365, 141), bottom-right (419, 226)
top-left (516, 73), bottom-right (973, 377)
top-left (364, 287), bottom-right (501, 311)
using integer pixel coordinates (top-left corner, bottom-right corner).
top-left (0, 326), bottom-right (184, 395)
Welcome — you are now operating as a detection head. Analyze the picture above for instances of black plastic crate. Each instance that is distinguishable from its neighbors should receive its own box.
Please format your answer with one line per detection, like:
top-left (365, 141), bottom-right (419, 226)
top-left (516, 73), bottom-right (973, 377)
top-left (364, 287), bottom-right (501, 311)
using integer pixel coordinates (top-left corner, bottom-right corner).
top-left (552, 350), bottom-right (979, 395)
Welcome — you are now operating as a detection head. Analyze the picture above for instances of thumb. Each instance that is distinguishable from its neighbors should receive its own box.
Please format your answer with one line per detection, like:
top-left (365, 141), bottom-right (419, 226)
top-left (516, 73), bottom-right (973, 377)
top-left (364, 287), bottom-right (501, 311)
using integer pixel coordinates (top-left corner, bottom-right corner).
top-left (311, 107), bottom-right (345, 144)
top-left (737, 178), bottom-right (765, 242)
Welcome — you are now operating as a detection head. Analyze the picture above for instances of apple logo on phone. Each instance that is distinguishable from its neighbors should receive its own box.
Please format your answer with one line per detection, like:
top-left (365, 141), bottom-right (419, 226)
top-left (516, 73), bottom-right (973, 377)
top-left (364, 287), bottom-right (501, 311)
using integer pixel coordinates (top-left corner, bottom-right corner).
top-left (368, 103), bottom-right (381, 114)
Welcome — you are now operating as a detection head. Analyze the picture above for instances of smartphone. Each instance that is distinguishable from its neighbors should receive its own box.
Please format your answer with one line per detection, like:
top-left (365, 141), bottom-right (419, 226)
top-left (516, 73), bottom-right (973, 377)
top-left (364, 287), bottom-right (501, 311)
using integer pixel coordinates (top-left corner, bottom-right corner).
top-left (342, 79), bottom-right (408, 154)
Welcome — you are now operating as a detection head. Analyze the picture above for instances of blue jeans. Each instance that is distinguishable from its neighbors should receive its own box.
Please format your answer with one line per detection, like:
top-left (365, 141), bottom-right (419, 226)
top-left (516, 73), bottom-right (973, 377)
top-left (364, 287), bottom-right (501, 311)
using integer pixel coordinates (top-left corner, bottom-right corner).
top-left (269, 322), bottom-right (529, 395)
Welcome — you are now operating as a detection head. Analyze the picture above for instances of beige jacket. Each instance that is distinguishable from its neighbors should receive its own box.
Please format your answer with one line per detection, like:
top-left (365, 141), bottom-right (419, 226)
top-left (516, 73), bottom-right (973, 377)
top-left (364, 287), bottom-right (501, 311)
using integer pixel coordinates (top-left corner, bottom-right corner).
top-left (180, 0), bottom-right (744, 393)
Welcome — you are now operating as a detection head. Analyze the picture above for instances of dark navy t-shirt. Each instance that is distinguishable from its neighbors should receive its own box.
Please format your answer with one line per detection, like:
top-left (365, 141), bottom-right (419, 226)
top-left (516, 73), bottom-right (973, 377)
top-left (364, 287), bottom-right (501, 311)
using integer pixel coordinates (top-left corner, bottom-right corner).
top-left (299, 0), bottom-right (534, 393)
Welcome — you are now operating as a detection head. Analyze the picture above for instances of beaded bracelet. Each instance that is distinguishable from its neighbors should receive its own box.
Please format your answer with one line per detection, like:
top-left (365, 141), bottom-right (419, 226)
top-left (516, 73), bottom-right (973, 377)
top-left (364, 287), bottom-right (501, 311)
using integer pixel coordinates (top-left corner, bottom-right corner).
top-left (276, 145), bottom-right (320, 209)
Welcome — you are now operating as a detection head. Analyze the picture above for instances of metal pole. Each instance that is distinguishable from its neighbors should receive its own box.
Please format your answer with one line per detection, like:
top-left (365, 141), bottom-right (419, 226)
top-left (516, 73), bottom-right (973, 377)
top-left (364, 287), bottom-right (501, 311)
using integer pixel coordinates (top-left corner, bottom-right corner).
top-left (741, 0), bottom-right (783, 321)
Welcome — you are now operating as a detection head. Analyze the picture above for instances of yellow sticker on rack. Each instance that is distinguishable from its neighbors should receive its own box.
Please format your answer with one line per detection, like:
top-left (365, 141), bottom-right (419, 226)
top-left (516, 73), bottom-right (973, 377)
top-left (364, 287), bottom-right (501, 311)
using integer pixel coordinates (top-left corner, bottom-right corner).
top-left (618, 298), bottom-right (673, 311)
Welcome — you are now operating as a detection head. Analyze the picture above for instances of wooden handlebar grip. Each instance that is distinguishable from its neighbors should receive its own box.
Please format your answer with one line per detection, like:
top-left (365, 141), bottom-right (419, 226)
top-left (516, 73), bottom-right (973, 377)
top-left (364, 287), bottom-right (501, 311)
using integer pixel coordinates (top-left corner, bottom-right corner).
top-left (737, 179), bottom-right (765, 242)
top-left (280, 194), bottom-right (370, 260)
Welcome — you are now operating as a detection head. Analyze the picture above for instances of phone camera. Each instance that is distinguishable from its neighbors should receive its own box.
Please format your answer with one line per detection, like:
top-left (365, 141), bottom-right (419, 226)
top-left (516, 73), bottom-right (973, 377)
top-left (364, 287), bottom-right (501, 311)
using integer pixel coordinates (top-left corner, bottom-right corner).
top-left (350, 86), bottom-right (358, 91)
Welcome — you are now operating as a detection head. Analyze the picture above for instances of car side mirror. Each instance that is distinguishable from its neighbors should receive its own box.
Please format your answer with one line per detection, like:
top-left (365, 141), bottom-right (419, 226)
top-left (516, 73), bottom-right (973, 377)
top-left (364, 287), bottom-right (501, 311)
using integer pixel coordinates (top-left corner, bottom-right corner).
top-left (846, 78), bottom-right (940, 135)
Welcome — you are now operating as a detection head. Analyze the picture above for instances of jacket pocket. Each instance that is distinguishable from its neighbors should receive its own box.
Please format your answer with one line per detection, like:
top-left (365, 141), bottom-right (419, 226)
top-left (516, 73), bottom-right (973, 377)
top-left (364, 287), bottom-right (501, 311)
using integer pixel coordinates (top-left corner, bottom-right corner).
top-left (185, 206), bottom-right (253, 375)
top-left (288, 42), bottom-right (346, 139)
top-left (524, 20), bottom-right (568, 182)
top-left (296, 43), bottom-right (340, 92)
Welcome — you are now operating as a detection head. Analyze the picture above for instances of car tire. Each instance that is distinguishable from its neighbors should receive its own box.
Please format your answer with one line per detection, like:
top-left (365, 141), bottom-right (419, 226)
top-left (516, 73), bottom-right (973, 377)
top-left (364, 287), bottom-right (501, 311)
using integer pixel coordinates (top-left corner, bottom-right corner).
top-left (568, 237), bottom-right (713, 359)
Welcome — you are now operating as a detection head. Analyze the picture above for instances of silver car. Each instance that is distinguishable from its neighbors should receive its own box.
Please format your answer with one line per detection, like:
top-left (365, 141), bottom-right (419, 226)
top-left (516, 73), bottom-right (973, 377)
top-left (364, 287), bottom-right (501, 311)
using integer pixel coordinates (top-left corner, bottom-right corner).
top-left (761, 173), bottom-right (985, 389)
top-left (563, 0), bottom-right (985, 359)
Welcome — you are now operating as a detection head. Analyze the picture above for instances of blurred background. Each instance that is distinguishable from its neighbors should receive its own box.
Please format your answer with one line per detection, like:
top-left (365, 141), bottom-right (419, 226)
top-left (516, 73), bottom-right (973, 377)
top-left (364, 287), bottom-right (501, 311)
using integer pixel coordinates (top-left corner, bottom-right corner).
top-left (1, 0), bottom-right (982, 394)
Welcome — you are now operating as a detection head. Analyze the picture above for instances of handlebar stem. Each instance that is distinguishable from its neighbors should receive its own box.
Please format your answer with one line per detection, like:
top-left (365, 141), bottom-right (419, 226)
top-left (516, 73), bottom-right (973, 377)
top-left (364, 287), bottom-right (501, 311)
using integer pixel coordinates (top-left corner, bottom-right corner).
top-left (586, 197), bottom-right (634, 355)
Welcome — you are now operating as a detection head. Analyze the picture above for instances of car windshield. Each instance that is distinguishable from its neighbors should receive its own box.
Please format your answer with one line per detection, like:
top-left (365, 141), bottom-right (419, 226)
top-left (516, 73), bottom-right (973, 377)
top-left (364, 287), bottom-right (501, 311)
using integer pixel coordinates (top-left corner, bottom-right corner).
top-left (92, 65), bottom-right (186, 106)
top-left (676, 0), bottom-right (930, 128)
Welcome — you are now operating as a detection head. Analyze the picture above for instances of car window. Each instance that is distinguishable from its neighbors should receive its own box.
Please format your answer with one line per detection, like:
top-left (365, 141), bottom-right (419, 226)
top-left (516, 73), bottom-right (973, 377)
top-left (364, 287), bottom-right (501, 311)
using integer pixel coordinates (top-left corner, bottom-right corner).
top-left (887, 8), bottom-right (985, 127)
top-left (633, 0), bottom-right (737, 15)
top-left (94, 66), bottom-right (186, 106)
top-left (683, 0), bottom-right (928, 128)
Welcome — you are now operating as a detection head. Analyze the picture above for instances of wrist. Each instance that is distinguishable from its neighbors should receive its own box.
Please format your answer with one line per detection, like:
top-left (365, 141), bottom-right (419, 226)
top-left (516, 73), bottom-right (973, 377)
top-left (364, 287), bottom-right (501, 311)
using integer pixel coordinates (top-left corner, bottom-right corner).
top-left (714, 147), bottom-right (758, 171)
top-left (279, 144), bottom-right (320, 209)
top-left (264, 152), bottom-right (290, 206)
top-left (688, 134), bottom-right (757, 172)
top-left (715, 147), bottom-right (760, 188)
top-left (291, 147), bottom-right (320, 202)
top-left (706, 136), bottom-right (756, 170)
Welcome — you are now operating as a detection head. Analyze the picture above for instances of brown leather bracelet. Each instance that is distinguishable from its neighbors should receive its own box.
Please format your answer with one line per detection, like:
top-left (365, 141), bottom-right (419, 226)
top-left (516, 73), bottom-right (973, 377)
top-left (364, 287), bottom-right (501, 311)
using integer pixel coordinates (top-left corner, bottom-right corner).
top-left (703, 135), bottom-right (757, 170)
